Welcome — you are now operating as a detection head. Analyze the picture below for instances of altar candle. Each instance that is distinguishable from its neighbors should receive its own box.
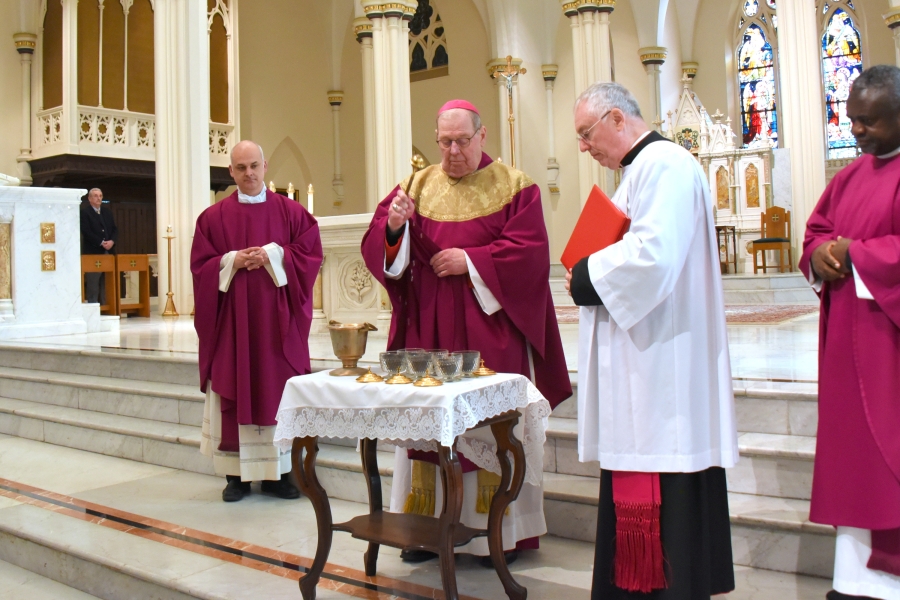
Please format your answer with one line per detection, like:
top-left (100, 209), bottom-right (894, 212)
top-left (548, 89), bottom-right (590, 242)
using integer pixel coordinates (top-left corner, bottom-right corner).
top-left (307, 184), bottom-right (314, 215)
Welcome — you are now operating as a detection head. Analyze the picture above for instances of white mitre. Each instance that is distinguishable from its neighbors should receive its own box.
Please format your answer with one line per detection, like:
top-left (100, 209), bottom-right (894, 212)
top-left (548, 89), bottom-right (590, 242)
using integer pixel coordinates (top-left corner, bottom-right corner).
top-left (0, 173), bottom-right (21, 187)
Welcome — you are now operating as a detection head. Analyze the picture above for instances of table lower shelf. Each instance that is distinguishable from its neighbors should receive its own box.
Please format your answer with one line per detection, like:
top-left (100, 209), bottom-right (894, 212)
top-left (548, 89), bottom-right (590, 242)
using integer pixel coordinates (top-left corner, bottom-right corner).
top-left (334, 512), bottom-right (486, 552)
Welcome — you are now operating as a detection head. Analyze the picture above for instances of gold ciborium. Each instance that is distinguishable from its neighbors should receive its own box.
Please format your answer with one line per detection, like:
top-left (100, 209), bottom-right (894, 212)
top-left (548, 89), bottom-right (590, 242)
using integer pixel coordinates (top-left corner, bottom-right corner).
top-left (328, 320), bottom-right (377, 376)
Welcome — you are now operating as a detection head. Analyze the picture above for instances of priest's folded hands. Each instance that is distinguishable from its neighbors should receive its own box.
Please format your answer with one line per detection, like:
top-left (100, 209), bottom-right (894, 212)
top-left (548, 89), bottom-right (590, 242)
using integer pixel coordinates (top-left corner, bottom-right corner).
top-left (810, 236), bottom-right (853, 282)
top-left (233, 246), bottom-right (270, 271)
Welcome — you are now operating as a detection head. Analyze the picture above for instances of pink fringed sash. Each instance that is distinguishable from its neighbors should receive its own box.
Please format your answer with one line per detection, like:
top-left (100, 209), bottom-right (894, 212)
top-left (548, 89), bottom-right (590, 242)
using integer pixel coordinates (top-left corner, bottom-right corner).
top-left (612, 471), bottom-right (668, 593)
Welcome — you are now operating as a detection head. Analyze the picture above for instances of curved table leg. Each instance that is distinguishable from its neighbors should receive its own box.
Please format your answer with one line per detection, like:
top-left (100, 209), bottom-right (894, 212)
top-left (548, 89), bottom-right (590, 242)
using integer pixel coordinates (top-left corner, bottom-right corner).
top-left (360, 438), bottom-right (381, 577)
top-left (438, 445), bottom-right (464, 600)
top-left (292, 436), bottom-right (332, 600)
top-left (488, 416), bottom-right (528, 600)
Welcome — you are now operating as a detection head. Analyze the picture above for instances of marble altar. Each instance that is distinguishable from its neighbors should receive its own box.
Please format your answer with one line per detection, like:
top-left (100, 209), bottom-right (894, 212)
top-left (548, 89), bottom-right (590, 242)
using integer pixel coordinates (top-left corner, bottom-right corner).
top-left (0, 185), bottom-right (118, 339)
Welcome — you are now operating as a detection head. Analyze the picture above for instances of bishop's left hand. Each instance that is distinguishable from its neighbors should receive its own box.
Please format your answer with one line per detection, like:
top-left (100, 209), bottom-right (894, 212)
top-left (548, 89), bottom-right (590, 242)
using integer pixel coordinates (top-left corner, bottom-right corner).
top-left (430, 248), bottom-right (468, 278)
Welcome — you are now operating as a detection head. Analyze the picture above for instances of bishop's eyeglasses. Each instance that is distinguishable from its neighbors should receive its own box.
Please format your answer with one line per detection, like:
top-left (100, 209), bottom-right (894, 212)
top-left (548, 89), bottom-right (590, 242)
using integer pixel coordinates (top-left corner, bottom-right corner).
top-left (436, 131), bottom-right (480, 149)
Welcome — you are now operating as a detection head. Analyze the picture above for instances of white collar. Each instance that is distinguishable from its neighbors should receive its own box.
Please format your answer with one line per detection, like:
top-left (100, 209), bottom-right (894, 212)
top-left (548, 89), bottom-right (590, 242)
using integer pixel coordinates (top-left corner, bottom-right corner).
top-left (237, 188), bottom-right (267, 204)
top-left (877, 145), bottom-right (900, 159)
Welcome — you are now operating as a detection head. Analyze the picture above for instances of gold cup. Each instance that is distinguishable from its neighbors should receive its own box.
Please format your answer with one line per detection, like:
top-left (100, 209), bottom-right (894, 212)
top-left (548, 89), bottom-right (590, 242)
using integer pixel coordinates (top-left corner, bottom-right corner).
top-left (328, 321), bottom-right (377, 376)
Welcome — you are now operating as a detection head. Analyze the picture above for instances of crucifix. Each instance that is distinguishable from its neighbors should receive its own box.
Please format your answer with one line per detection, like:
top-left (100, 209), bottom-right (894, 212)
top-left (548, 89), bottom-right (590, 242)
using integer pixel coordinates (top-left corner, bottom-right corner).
top-left (491, 55), bottom-right (526, 169)
top-left (651, 115), bottom-right (665, 133)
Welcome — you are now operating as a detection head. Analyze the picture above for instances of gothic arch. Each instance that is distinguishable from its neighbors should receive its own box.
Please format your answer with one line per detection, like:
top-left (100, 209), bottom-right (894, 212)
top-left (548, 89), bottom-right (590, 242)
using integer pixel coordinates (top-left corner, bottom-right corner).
top-left (735, 0), bottom-right (780, 149)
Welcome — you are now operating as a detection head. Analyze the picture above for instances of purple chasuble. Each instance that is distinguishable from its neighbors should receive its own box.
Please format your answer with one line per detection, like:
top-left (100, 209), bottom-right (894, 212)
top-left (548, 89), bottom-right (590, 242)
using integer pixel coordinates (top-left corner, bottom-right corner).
top-left (361, 152), bottom-right (571, 416)
top-left (192, 190), bottom-right (322, 449)
top-left (800, 153), bottom-right (900, 533)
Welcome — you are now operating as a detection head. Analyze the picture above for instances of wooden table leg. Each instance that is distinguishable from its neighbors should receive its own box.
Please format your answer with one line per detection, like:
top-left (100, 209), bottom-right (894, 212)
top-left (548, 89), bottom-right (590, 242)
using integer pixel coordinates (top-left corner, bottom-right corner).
top-left (292, 436), bottom-right (332, 600)
top-left (487, 417), bottom-right (528, 600)
top-left (437, 445), bottom-right (464, 600)
top-left (360, 438), bottom-right (381, 577)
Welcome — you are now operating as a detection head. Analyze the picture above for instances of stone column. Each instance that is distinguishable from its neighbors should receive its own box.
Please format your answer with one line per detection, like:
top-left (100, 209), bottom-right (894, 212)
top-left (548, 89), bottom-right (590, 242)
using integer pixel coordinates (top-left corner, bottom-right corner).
top-left (13, 33), bottom-right (36, 186)
top-left (543, 65), bottom-right (560, 195)
top-left (363, 1), bottom-right (416, 200)
top-left (560, 0), bottom-right (615, 203)
top-left (354, 17), bottom-right (379, 212)
top-left (154, 0), bottom-right (211, 314)
top-left (775, 0), bottom-right (826, 261)
top-left (639, 47), bottom-right (667, 125)
top-left (885, 8), bottom-right (900, 68)
top-left (62, 0), bottom-right (79, 154)
top-left (328, 91), bottom-right (345, 208)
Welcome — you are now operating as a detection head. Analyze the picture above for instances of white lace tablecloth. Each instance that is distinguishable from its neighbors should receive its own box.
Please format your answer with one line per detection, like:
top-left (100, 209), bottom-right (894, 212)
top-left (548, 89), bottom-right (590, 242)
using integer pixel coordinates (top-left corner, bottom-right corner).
top-left (273, 370), bottom-right (551, 487)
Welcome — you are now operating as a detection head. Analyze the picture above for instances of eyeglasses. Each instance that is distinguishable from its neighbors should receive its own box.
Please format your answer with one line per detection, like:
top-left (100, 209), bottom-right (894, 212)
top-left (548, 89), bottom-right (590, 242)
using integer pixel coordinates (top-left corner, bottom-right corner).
top-left (436, 131), bottom-right (480, 149)
top-left (577, 110), bottom-right (612, 144)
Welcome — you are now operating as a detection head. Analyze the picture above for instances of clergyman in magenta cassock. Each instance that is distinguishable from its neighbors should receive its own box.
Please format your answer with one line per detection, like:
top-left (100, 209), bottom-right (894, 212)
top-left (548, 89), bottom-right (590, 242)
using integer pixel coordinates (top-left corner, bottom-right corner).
top-left (192, 141), bottom-right (322, 502)
top-left (360, 100), bottom-right (571, 559)
top-left (800, 66), bottom-right (900, 600)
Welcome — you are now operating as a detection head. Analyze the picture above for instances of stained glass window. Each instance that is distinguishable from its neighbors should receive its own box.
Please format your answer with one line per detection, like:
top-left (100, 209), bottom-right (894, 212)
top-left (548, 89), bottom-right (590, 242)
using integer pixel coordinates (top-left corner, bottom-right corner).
top-left (744, 0), bottom-right (759, 17)
top-left (766, 0), bottom-right (776, 7)
top-left (738, 24), bottom-right (778, 148)
top-left (822, 8), bottom-right (862, 158)
top-left (408, 0), bottom-right (448, 76)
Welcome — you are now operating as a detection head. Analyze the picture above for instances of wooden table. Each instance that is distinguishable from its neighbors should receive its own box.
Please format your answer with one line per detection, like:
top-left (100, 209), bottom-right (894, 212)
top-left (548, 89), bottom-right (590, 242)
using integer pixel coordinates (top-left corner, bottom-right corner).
top-left (274, 371), bottom-right (550, 600)
top-left (715, 225), bottom-right (738, 274)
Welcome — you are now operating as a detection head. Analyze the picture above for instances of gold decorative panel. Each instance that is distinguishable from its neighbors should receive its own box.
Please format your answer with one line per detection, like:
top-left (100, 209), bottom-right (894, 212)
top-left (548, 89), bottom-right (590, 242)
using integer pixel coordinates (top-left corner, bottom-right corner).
top-left (0, 224), bottom-right (10, 300)
top-left (128, 0), bottom-right (156, 115)
top-left (745, 163), bottom-right (760, 209)
top-left (716, 166), bottom-right (730, 211)
top-left (40, 223), bottom-right (55, 244)
top-left (209, 11), bottom-right (229, 124)
top-left (77, 0), bottom-right (101, 107)
top-left (102, 4), bottom-right (126, 110)
top-left (41, 251), bottom-right (56, 272)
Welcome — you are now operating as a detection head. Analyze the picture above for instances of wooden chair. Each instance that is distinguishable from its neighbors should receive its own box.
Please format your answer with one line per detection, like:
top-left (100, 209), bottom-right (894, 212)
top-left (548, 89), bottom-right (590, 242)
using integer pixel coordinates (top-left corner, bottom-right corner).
top-left (750, 207), bottom-right (793, 274)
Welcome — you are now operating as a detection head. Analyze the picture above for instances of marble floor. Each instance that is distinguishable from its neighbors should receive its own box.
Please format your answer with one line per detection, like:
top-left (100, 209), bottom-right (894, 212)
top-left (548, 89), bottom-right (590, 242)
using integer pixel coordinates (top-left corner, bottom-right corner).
top-left (0, 309), bottom-right (820, 382)
top-left (0, 434), bottom-right (832, 599)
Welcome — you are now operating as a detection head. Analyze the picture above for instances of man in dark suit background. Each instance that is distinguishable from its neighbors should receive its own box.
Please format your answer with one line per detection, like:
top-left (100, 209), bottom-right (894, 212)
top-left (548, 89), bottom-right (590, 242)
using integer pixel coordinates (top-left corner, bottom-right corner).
top-left (80, 188), bottom-right (118, 304)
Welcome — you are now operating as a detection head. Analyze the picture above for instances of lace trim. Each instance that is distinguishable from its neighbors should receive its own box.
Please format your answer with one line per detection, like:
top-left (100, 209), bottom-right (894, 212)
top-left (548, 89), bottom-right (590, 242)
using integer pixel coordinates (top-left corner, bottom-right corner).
top-left (274, 379), bottom-right (550, 487)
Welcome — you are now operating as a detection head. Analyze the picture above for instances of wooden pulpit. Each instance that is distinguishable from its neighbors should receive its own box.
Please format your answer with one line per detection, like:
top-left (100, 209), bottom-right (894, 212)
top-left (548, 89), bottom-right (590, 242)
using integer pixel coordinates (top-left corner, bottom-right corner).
top-left (116, 254), bottom-right (151, 318)
top-left (81, 255), bottom-right (118, 315)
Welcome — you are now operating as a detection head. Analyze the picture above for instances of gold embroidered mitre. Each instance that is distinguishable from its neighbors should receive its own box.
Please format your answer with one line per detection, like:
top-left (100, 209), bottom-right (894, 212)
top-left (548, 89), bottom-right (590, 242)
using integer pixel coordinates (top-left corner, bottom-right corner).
top-left (400, 161), bottom-right (534, 222)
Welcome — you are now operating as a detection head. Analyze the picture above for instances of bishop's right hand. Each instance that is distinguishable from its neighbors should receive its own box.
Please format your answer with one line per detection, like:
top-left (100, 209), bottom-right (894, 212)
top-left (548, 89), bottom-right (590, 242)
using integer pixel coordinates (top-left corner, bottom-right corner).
top-left (387, 189), bottom-right (416, 235)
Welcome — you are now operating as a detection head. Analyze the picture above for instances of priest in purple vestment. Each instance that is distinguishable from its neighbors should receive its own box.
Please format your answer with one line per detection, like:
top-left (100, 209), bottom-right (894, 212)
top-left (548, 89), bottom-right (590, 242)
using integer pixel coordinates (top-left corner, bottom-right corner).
top-left (192, 140), bottom-right (322, 502)
top-left (360, 100), bottom-right (571, 566)
top-left (800, 65), bottom-right (900, 600)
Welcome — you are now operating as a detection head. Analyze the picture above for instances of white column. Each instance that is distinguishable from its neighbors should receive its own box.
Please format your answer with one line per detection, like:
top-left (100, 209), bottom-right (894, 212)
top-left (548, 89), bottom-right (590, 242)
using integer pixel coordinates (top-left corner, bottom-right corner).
top-left (355, 18), bottom-right (378, 211)
top-left (639, 47), bottom-right (667, 125)
top-left (561, 1), bottom-right (614, 203)
top-left (328, 91), bottom-right (344, 208)
top-left (776, 0), bottom-right (826, 261)
top-left (363, 1), bottom-right (416, 200)
top-left (13, 33), bottom-right (37, 186)
top-left (154, 0), bottom-right (211, 314)
top-left (62, 0), bottom-right (79, 153)
top-left (885, 8), bottom-right (900, 68)
top-left (543, 65), bottom-right (560, 194)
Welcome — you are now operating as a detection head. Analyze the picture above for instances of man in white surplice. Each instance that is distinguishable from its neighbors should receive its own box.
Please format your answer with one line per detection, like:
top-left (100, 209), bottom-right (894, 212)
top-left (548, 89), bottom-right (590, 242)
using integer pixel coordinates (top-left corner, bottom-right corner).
top-left (566, 82), bottom-right (738, 599)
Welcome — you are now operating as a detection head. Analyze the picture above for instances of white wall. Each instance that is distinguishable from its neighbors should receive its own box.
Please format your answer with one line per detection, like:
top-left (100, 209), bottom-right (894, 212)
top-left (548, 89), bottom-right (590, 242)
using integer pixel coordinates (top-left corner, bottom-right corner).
top-left (0, 0), bottom-right (24, 178)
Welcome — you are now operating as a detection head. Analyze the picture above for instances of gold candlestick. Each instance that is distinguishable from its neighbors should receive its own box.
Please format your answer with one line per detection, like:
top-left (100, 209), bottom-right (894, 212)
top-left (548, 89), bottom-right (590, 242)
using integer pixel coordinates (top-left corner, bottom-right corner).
top-left (492, 56), bottom-right (526, 169)
top-left (162, 225), bottom-right (179, 317)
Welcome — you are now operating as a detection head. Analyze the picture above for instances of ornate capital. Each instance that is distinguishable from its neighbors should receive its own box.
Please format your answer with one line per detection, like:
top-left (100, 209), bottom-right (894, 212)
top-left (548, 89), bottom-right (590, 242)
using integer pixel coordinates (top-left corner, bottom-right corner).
top-left (486, 56), bottom-right (524, 79)
top-left (13, 32), bottom-right (37, 54)
top-left (353, 17), bottom-right (373, 41)
top-left (561, 0), bottom-right (614, 17)
top-left (327, 91), bottom-right (344, 106)
top-left (885, 8), bottom-right (900, 29)
top-left (362, 1), bottom-right (417, 20)
top-left (639, 46), bottom-right (667, 65)
top-left (681, 61), bottom-right (699, 79)
top-left (541, 64), bottom-right (559, 81)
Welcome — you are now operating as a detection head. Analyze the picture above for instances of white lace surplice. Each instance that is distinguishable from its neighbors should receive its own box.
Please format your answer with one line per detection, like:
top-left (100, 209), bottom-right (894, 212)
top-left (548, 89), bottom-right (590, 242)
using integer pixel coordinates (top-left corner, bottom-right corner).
top-left (273, 371), bottom-right (551, 487)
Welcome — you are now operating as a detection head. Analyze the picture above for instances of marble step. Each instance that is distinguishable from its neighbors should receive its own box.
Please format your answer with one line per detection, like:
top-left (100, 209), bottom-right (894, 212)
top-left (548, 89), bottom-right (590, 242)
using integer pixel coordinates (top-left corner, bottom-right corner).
top-left (723, 288), bottom-right (819, 305)
top-left (0, 560), bottom-right (102, 600)
top-left (0, 345), bottom-right (198, 387)
top-left (0, 365), bottom-right (205, 426)
top-left (721, 273), bottom-right (814, 291)
top-left (551, 380), bottom-right (819, 437)
top-left (0, 396), bottom-right (214, 476)
top-left (0, 498), bottom-right (302, 600)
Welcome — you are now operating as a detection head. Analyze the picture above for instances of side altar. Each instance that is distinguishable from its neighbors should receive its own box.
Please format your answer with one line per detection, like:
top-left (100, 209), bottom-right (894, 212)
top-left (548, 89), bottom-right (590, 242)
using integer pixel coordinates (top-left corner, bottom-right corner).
top-left (0, 180), bottom-right (118, 339)
top-left (663, 77), bottom-right (793, 273)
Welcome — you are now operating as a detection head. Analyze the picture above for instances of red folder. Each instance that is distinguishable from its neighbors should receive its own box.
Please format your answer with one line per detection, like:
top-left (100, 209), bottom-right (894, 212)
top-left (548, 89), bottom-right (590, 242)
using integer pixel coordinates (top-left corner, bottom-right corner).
top-left (560, 185), bottom-right (631, 271)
